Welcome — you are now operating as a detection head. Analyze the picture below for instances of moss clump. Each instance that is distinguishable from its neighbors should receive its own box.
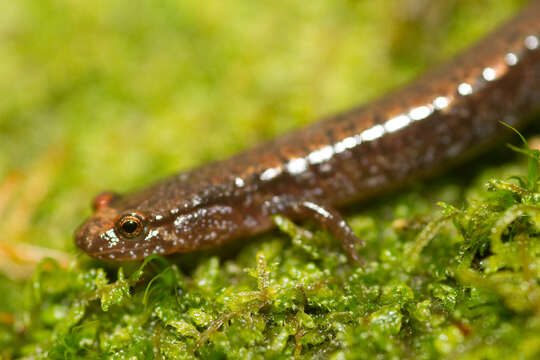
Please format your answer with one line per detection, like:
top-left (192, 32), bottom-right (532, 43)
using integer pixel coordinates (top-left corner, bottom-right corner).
top-left (4, 141), bottom-right (540, 358)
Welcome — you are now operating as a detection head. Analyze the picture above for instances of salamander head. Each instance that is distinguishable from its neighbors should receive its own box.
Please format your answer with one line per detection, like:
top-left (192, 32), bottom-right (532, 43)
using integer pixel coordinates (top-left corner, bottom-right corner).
top-left (75, 191), bottom-right (176, 261)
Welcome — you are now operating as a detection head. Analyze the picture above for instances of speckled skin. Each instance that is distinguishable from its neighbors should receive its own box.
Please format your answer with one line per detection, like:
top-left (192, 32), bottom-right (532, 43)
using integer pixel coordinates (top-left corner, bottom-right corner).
top-left (76, 1), bottom-right (540, 261)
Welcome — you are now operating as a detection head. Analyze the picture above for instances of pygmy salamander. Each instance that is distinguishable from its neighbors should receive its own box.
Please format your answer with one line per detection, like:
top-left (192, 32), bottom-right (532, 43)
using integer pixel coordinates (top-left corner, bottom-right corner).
top-left (76, 1), bottom-right (540, 262)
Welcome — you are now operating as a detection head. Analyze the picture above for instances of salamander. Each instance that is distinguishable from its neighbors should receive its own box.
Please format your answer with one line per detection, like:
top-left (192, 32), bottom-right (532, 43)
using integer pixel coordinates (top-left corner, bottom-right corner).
top-left (75, 1), bottom-right (540, 262)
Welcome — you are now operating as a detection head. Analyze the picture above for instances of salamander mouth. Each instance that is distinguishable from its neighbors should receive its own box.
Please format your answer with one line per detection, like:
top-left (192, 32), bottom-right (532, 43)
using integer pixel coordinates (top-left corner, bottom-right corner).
top-left (76, 228), bottom-right (170, 261)
top-left (91, 242), bottom-right (157, 261)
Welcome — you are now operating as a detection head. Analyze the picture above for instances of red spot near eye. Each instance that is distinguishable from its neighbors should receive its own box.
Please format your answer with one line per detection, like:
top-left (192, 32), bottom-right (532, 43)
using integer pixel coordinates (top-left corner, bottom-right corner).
top-left (92, 191), bottom-right (117, 211)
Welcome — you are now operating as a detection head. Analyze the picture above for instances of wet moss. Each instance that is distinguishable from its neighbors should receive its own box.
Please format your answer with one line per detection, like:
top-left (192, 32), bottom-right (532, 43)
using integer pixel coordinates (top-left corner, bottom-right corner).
top-left (6, 148), bottom-right (540, 359)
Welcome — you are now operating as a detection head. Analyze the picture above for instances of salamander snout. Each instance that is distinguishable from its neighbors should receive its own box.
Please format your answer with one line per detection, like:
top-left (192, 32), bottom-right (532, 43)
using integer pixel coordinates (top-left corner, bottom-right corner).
top-left (75, 204), bottom-right (147, 261)
top-left (75, 207), bottom-right (124, 259)
top-left (75, 202), bottom-right (176, 261)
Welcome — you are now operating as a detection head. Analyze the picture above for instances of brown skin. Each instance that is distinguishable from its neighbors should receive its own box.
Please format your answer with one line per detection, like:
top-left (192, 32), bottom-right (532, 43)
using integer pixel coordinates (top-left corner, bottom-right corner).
top-left (76, 1), bottom-right (540, 262)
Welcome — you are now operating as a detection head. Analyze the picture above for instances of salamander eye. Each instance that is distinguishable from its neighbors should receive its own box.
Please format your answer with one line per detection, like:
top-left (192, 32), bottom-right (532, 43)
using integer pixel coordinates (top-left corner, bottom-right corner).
top-left (116, 213), bottom-right (145, 238)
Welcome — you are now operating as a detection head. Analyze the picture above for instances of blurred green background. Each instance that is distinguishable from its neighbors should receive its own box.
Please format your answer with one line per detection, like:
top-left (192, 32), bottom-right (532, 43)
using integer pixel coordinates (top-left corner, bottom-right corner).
top-left (0, 0), bottom-right (533, 357)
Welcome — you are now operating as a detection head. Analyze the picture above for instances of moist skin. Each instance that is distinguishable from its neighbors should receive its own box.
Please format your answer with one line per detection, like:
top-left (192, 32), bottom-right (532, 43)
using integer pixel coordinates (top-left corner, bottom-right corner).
top-left (75, 1), bottom-right (540, 262)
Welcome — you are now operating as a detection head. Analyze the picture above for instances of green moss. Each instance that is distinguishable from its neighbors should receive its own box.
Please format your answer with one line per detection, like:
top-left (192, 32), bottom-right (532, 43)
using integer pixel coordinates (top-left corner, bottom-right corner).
top-left (0, 0), bottom-right (538, 358)
top-left (9, 151), bottom-right (540, 358)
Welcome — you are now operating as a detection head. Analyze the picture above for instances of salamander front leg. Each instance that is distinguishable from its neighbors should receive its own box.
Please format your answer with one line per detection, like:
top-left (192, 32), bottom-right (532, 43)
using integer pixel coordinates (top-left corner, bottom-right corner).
top-left (264, 197), bottom-right (365, 264)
